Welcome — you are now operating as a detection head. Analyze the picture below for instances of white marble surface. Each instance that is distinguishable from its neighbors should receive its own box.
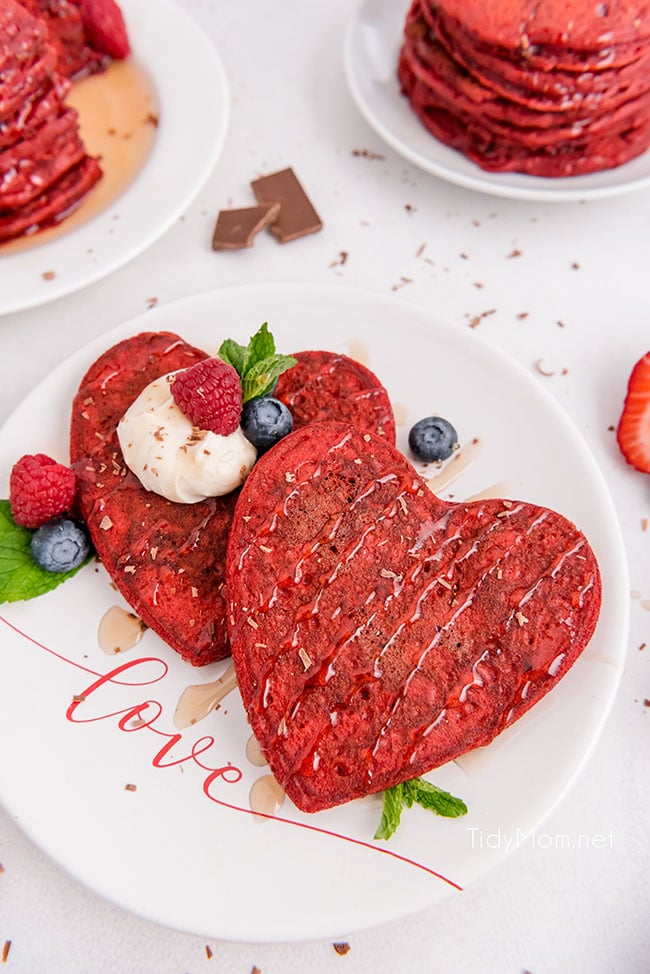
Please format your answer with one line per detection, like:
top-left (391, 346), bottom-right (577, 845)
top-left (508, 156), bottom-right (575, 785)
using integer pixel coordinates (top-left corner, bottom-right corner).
top-left (1, 1), bottom-right (649, 971)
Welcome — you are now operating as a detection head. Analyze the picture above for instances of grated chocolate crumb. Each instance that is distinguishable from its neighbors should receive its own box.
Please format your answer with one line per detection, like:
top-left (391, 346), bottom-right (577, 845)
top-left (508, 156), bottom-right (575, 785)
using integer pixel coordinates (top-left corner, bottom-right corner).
top-left (351, 148), bottom-right (385, 160)
top-left (333, 942), bottom-right (351, 956)
top-left (535, 359), bottom-right (555, 377)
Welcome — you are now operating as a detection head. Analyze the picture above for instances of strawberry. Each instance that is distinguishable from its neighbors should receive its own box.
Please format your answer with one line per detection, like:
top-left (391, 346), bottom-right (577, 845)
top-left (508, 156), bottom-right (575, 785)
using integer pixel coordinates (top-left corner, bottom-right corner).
top-left (78, 0), bottom-right (130, 60)
top-left (616, 351), bottom-right (650, 473)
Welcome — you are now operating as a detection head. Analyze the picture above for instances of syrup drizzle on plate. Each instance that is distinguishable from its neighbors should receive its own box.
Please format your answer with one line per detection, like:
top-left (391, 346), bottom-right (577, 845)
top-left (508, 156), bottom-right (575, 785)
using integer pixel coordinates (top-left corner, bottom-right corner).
top-left (173, 663), bottom-right (238, 730)
top-left (98, 605), bottom-right (147, 655)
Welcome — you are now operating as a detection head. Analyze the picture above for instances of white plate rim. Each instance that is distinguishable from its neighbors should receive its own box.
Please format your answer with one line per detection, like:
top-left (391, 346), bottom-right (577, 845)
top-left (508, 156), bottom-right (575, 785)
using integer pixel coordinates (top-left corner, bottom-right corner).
top-left (0, 0), bottom-right (229, 316)
top-left (0, 282), bottom-right (629, 941)
top-left (344, 0), bottom-right (650, 203)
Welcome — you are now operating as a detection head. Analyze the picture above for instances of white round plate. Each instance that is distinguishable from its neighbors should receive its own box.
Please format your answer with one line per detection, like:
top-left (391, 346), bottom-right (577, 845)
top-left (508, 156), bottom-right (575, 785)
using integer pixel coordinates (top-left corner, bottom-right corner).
top-left (0, 0), bottom-right (228, 316)
top-left (0, 283), bottom-right (628, 942)
top-left (344, 0), bottom-right (650, 203)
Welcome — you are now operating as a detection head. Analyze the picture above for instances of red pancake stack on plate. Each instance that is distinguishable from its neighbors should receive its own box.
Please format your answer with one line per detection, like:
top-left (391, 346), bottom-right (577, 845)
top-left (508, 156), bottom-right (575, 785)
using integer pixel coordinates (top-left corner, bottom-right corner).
top-left (0, 0), bottom-right (129, 243)
top-left (398, 0), bottom-right (650, 176)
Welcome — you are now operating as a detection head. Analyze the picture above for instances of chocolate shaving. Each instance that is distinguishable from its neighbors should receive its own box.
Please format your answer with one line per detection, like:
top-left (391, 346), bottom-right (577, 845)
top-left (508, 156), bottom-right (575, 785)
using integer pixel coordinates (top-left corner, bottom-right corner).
top-left (535, 359), bottom-right (555, 377)
top-left (468, 308), bottom-right (497, 328)
top-left (212, 202), bottom-right (280, 251)
top-left (251, 168), bottom-right (322, 243)
top-left (351, 148), bottom-right (385, 160)
top-left (333, 942), bottom-right (351, 956)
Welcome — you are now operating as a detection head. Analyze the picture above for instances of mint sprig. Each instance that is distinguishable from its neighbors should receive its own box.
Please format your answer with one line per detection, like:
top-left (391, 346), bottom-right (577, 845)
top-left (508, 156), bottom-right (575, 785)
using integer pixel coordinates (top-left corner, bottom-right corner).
top-left (218, 322), bottom-right (297, 402)
top-left (0, 500), bottom-right (89, 603)
top-left (374, 776), bottom-right (467, 840)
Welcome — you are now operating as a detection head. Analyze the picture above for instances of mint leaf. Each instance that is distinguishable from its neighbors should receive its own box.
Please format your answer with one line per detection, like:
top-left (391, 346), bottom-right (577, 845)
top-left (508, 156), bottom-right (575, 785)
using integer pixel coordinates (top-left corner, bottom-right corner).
top-left (374, 782), bottom-right (404, 840)
top-left (402, 777), bottom-right (468, 818)
top-left (218, 324), bottom-right (297, 403)
top-left (0, 500), bottom-right (89, 603)
top-left (241, 354), bottom-right (299, 402)
top-left (217, 337), bottom-right (248, 377)
top-left (374, 776), bottom-right (467, 841)
top-left (248, 321), bottom-right (276, 364)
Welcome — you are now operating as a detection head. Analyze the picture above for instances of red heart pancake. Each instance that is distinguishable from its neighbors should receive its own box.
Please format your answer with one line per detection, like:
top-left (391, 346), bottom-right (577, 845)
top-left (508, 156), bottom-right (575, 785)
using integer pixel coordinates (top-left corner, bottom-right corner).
top-left (69, 331), bottom-right (229, 666)
top-left (274, 350), bottom-right (396, 442)
top-left (69, 333), bottom-right (396, 666)
top-left (227, 423), bottom-right (602, 813)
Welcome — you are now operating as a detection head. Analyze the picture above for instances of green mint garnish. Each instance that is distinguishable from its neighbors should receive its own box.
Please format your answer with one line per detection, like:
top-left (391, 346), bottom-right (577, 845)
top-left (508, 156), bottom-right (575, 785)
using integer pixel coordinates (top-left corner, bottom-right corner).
top-left (374, 776), bottom-right (468, 840)
top-left (0, 500), bottom-right (89, 603)
top-left (218, 322), bottom-right (297, 402)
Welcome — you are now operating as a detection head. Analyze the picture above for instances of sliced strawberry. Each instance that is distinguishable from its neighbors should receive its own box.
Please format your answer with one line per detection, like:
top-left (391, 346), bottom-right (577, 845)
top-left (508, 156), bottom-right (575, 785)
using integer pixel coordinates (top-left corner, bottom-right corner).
top-left (616, 351), bottom-right (650, 473)
top-left (78, 0), bottom-right (130, 60)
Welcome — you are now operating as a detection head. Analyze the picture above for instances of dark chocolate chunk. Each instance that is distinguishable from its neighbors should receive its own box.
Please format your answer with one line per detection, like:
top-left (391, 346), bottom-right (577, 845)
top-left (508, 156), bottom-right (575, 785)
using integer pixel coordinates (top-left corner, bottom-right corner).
top-left (251, 167), bottom-right (322, 243)
top-left (211, 202), bottom-right (280, 251)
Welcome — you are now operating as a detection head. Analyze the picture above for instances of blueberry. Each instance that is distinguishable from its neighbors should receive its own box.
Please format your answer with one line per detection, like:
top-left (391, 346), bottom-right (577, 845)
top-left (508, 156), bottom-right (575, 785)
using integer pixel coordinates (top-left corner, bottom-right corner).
top-left (31, 517), bottom-right (90, 573)
top-left (408, 416), bottom-right (458, 463)
top-left (241, 396), bottom-right (293, 453)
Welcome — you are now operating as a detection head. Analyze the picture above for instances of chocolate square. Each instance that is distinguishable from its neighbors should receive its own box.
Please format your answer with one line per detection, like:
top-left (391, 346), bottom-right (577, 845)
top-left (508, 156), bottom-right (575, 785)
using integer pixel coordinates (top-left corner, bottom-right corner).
top-left (251, 168), bottom-right (322, 243)
top-left (211, 202), bottom-right (280, 251)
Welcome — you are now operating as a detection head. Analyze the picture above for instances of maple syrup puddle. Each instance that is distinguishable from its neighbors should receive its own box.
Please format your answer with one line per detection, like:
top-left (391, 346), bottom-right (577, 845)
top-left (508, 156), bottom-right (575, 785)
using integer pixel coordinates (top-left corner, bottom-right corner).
top-left (465, 480), bottom-right (510, 502)
top-left (424, 438), bottom-right (482, 494)
top-left (249, 774), bottom-right (285, 820)
top-left (245, 734), bottom-right (268, 767)
top-left (1, 57), bottom-right (157, 256)
top-left (173, 664), bottom-right (238, 730)
top-left (346, 339), bottom-right (370, 367)
top-left (391, 401), bottom-right (409, 426)
top-left (98, 605), bottom-right (147, 655)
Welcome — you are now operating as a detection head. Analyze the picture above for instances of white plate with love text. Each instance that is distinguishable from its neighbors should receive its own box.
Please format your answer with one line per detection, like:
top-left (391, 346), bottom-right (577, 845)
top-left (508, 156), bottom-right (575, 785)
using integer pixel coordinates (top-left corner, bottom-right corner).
top-left (0, 283), bottom-right (628, 941)
top-left (0, 0), bottom-right (228, 315)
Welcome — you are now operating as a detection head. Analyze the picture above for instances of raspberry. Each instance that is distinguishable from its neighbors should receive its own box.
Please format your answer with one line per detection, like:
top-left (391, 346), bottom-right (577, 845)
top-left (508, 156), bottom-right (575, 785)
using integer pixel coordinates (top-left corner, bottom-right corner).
top-left (171, 358), bottom-right (243, 436)
top-left (78, 0), bottom-right (130, 60)
top-left (9, 454), bottom-right (77, 530)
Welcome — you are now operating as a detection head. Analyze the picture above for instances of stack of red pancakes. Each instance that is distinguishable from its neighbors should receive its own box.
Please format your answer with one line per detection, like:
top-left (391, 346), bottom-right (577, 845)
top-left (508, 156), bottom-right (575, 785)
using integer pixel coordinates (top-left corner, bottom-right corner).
top-left (398, 0), bottom-right (650, 177)
top-left (0, 0), bottom-right (108, 243)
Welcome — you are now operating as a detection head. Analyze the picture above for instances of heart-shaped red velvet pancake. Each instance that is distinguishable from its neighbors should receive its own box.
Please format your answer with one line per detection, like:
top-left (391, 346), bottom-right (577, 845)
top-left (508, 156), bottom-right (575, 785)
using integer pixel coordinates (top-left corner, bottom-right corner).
top-left (69, 332), bottom-right (228, 666)
top-left (227, 423), bottom-right (602, 813)
top-left (69, 333), bottom-right (396, 666)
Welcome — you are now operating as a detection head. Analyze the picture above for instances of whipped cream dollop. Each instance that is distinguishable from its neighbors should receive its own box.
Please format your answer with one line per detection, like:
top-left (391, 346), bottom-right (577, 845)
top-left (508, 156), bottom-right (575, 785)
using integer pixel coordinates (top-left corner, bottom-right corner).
top-left (117, 372), bottom-right (256, 503)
